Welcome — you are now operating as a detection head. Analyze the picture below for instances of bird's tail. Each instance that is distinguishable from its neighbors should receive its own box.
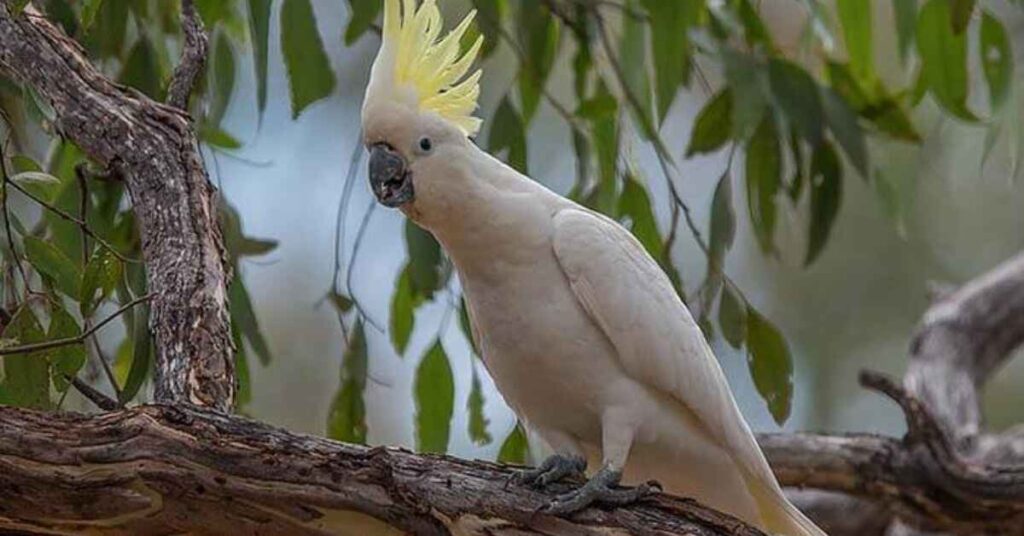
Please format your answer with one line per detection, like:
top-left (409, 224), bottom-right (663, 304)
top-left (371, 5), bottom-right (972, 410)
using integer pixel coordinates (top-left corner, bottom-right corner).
top-left (745, 473), bottom-right (826, 536)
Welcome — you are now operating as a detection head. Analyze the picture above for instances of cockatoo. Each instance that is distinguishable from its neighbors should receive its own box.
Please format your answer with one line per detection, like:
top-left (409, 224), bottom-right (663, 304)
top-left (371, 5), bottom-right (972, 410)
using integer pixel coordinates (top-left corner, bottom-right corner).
top-left (361, 1), bottom-right (825, 535)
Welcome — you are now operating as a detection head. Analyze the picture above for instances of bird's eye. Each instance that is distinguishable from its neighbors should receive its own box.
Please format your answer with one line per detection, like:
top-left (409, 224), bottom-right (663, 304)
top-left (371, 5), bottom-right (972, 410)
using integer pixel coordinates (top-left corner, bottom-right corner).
top-left (419, 137), bottom-right (432, 152)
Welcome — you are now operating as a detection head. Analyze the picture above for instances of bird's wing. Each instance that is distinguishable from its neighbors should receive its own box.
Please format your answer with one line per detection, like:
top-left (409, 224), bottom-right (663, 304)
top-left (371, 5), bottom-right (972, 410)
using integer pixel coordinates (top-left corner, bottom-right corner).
top-left (551, 207), bottom-right (776, 485)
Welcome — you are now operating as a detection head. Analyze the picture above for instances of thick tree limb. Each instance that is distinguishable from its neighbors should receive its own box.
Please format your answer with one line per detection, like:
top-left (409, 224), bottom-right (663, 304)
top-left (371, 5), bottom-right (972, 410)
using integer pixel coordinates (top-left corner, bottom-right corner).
top-left (0, 3), bottom-right (235, 410)
top-left (0, 404), bottom-right (764, 536)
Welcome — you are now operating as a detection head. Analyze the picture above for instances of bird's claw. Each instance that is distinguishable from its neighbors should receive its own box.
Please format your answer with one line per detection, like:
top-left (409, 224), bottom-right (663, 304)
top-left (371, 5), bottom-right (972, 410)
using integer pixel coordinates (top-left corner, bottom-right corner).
top-left (541, 468), bottom-right (660, 515)
top-left (515, 453), bottom-right (587, 488)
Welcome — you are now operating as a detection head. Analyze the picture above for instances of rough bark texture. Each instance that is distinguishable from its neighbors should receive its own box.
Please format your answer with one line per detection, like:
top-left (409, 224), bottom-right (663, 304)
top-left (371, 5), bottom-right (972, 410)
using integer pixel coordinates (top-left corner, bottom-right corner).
top-left (0, 404), bottom-right (764, 536)
top-left (0, 3), bottom-right (235, 410)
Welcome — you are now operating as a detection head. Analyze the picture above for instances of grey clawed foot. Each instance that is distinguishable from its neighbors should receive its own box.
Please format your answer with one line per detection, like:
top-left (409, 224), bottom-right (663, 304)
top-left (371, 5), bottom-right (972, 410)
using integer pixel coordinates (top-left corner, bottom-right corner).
top-left (516, 453), bottom-right (587, 488)
top-left (542, 467), bottom-right (661, 515)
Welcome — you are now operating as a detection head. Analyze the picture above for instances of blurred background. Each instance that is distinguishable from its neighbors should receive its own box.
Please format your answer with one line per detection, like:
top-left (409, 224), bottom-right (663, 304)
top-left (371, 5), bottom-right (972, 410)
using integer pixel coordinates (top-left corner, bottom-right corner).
top-left (2, 0), bottom-right (1024, 464)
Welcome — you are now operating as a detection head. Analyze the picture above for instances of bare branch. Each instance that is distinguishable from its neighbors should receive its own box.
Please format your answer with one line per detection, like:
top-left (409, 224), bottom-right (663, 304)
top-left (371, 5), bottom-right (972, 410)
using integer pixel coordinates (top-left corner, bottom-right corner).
top-left (166, 0), bottom-right (208, 110)
top-left (0, 294), bottom-right (151, 356)
top-left (66, 375), bottom-right (119, 411)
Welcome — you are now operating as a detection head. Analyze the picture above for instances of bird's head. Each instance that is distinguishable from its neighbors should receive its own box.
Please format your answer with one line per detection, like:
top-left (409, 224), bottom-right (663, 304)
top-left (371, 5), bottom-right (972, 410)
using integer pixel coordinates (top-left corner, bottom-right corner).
top-left (361, 0), bottom-right (483, 214)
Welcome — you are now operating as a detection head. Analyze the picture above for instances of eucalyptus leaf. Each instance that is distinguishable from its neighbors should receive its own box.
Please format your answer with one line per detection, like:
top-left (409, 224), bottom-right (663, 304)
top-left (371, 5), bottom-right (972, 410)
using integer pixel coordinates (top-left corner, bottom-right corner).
top-left (345, 0), bottom-right (381, 45)
top-left (745, 117), bottom-right (781, 255)
top-left (467, 372), bottom-right (492, 445)
top-left (327, 321), bottom-right (369, 444)
top-left (1, 307), bottom-right (51, 409)
top-left (24, 236), bottom-right (81, 298)
top-left (686, 89), bottom-right (733, 157)
top-left (805, 142), bottom-right (843, 266)
top-left (281, 0), bottom-right (337, 118)
top-left (917, 0), bottom-right (976, 121)
top-left (497, 423), bottom-right (529, 464)
top-left (414, 340), bottom-right (455, 454)
top-left (746, 307), bottom-right (794, 425)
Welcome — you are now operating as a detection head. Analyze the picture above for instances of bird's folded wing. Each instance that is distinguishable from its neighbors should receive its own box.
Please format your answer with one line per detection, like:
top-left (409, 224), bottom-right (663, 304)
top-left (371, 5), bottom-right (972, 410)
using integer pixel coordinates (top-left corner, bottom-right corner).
top-left (551, 207), bottom-right (775, 484)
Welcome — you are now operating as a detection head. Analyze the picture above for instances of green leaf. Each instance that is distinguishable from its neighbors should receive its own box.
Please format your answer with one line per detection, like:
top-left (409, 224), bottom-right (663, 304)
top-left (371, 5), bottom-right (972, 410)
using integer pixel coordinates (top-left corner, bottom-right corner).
top-left (467, 372), bottom-right (492, 445)
top-left (118, 36), bottom-right (165, 100)
top-left (80, 248), bottom-right (122, 316)
top-left (685, 89), bottom-right (733, 157)
top-left (709, 171), bottom-right (735, 273)
top-left (24, 236), bottom-right (82, 298)
top-left (87, 0), bottom-right (128, 58)
top-left (618, 174), bottom-right (662, 259)
top-left (516, 0), bottom-right (559, 122)
top-left (826, 62), bottom-right (920, 142)
top-left (745, 117), bottom-right (781, 255)
top-left (229, 275), bottom-right (272, 366)
top-left (587, 82), bottom-right (620, 214)
top-left (643, 0), bottom-right (702, 122)
top-left (281, 0), bottom-right (337, 118)
top-left (980, 11), bottom-right (1012, 111)
top-left (1, 307), bottom-right (51, 409)
top-left (119, 304), bottom-right (152, 405)
top-left (745, 307), bottom-right (793, 425)
top-left (836, 0), bottom-right (873, 82)
top-left (768, 59), bottom-right (823, 146)
top-left (787, 131), bottom-right (806, 201)
top-left (11, 0), bottom-right (31, 15)
top-left (80, 0), bottom-right (104, 31)
top-left (209, 31), bottom-right (237, 127)
top-left (821, 88), bottom-right (868, 177)
top-left (345, 0), bottom-right (381, 45)
top-left (917, 0), bottom-right (976, 121)
top-left (327, 321), bottom-right (369, 444)
top-left (718, 284), bottom-right (746, 349)
top-left (47, 305), bottom-right (85, 392)
top-left (390, 266), bottom-right (418, 355)
top-left (721, 50), bottom-right (768, 139)
top-left (619, 0), bottom-right (654, 131)
top-left (196, 0), bottom-right (233, 26)
top-left (11, 171), bottom-right (61, 204)
top-left (405, 220), bottom-right (443, 300)
top-left (488, 97), bottom-right (528, 173)
top-left (950, 0), bottom-right (975, 34)
top-left (805, 141), bottom-right (843, 266)
top-left (893, 0), bottom-right (918, 63)
top-left (459, 298), bottom-right (479, 356)
top-left (414, 340), bottom-right (455, 454)
top-left (199, 124), bottom-right (243, 150)
top-left (234, 323), bottom-right (252, 410)
top-left (497, 423), bottom-right (529, 464)
top-left (471, 0), bottom-right (506, 58)
top-left (247, 0), bottom-right (272, 114)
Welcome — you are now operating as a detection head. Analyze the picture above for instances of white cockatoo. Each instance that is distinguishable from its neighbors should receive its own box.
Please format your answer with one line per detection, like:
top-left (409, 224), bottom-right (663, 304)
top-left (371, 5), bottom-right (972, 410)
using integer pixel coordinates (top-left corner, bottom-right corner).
top-left (361, 2), bottom-right (825, 535)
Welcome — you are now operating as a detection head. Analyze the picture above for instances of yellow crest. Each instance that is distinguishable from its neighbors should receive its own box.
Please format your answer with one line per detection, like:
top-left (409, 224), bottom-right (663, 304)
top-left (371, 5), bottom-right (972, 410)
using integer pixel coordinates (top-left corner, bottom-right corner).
top-left (376, 0), bottom-right (484, 136)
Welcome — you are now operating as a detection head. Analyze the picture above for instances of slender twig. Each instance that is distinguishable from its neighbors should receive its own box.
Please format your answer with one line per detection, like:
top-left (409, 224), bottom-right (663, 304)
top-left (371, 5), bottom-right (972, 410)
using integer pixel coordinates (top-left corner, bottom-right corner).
top-left (4, 175), bottom-right (138, 263)
top-left (166, 0), bottom-right (208, 110)
top-left (0, 136), bottom-right (33, 296)
top-left (67, 375), bottom-right (119, 411)
top-left (0, 294), bottom-right (151, 356)
top-left (345, 201), bottom-right (384, 333)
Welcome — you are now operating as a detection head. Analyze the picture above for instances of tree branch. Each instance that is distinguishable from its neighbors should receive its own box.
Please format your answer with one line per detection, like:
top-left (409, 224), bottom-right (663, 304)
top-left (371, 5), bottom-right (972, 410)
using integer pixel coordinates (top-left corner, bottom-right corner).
top-left (166, 0), bottom-right (208, 110)
top-left (0, 404), bottom-right (766, 536)
top-left (0, 293), bottom-right (151, 356)
top-left (0, 3), bottom-right (235, 410)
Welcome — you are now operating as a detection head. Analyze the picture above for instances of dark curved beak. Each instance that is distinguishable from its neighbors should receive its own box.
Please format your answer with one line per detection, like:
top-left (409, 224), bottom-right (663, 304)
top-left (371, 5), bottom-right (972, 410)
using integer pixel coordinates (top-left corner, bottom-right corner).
top-left (368, 143), bottom-right (414, 208)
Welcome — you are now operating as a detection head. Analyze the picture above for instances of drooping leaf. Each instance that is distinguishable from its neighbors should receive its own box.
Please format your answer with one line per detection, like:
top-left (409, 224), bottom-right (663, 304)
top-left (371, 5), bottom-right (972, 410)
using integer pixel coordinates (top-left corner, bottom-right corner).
top-left (950, 0), bottom-right (975, 34)
top-left (821, 88), bottom-right (868, 177)
top-left (516, 0), bottom-right (559, 122)
top-left (118, 36), bottom-right (165, 101)
top-left (471, 0), bottom-right (506, 58)
top-left (827, 61), bottom-right (920, 142)
top-left (86, 0), bottom-right (128, 58)
top-left (768, 59), bottom-right (823, 146)
top-left (745, 117), bottom-right (781, 255)
top-left (805, 141), bottom-right (843, 266)
top-left (199, 124), bottom-right (243, 150)
top-left (327, 321), bottom-right (369, 444)
top-left (836, 0), bottom-right (874, 82)
top-left (196, 0), bottom-right (233, 26)
top-left (643, 0), bottom-right (702, 122)
top-left (80, 247), bottom-right (122, 316)
top-left (247, 0), bottom-right (272, 114)
top-left (585, 82), bottom-right (620, 214)
top-left (345, 0), bottom-right (381, 45)
top-left (708, 171), bottom-right (735, 274)
top-left (47, 305), bottom-right (85, 392)
top-left (80, 0), bottom-right (105, 31)
top-left (1, 307), bottom-right (51, 409)
top-left (24, 236), bottom-right (81, 298)
top-left (686, 89), bottom-right (733, 157)
top-left (467, 372), bottom-right (492, 445)
top-left (745, 307), bottom-right (793, 425)
top-left (405, 220), bottom-right (443, 300)
top-left (619, 0), bottom-right (654, 132)
top-left (390, 266), bottom-right (418, 355)
top-left (917, 0), bottom-right (976, 121)
top-left (119, 304), bottom-right (152, 405)
top-left (787, 131), bottom-right (806, 201)
top-left (980, 11), bottom-right (1012, 111)
top-left (618, 174), bottom-right (662, 259)
top-left (414, 340), bottom-right (455, 454)
top-left (718, 284), bottom-right (746, 349)
top-left (497, 423), bottom-right (529, 464)
top-left (229, 275), bottom-right (272, 366)
top-left (281, 0), bottom-right (337, 118)
top-left (209, 30), bottom-right (237, 126)
top-left (721, 49), bottom-right (768, 139)
top-left (488, 97), bottom-right (528, 173)
top-left (893, 0), bottom-right (918, 63)
top-left (11, 171), bottom-right (61, 204)
top-left (459, 298), bottom-right (479, 356)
